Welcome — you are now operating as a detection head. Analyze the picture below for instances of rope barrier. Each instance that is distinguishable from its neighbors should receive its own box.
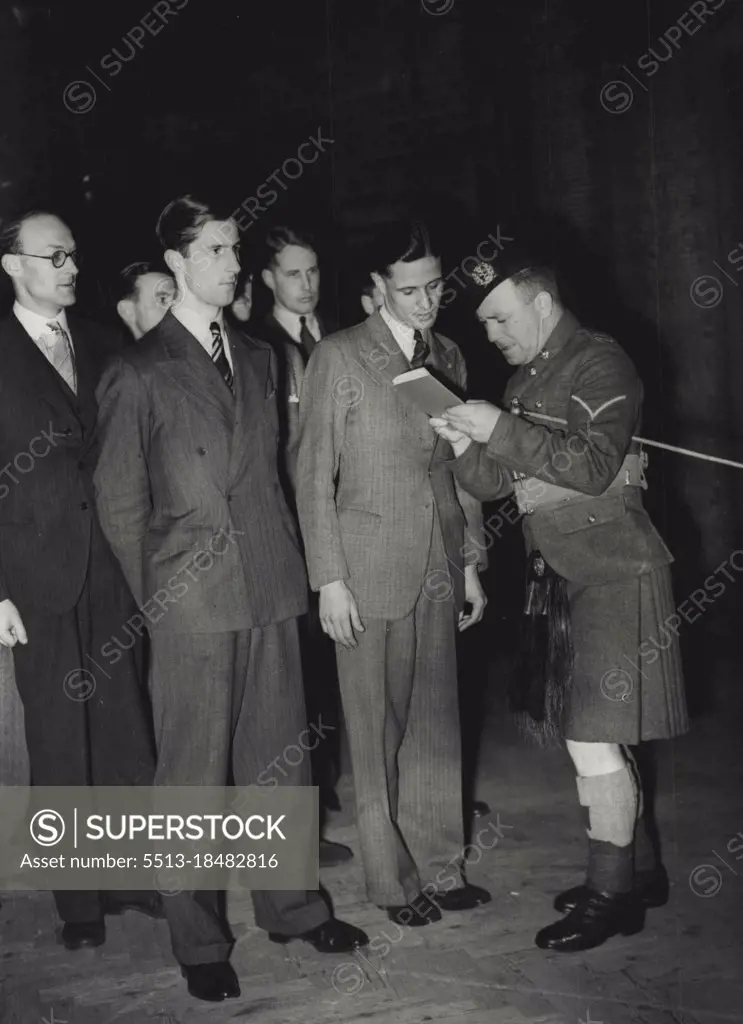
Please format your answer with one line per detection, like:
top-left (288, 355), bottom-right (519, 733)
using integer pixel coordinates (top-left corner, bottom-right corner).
top-left (514, 407), bottom-right (743, 471)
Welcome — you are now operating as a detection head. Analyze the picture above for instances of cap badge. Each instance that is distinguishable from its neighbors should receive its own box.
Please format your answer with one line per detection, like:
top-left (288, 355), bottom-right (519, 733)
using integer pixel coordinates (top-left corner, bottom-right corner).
top-left (470, 262), bottom-right (496, 287)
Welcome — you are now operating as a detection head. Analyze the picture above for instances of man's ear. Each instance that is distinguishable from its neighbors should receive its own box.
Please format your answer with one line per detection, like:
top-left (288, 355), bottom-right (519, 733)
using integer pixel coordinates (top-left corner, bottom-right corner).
top-left (370, 271), bottom-right (386, 298)
top-left (163, 248), bottom-right (181, 277)
top-left (534, 290), bottom-right (553, 319)
top-left (1, 252), bottom-right (22, 278)
top-left (261, 267), bottom-right (275, 293)
top-left (116, 298), bottom-right (135, 333)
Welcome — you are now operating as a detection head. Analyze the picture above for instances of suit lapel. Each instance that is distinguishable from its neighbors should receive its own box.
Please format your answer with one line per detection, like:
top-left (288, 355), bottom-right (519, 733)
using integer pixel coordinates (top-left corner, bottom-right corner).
top-left (357, 313), bottom-right (440, 449)
top-left (158, 312), bottom-right (235, 431)
top-left (263, 311), bottom-right (325, 363)
top-left (65, 316), bottom-right (107, 429)
top-left (425, 329), bottom-right (465, 465)
top-left (4, 313), bottom-right (82, 422)
top-left (225, 327), bottom-right (271, 482)
top-left (355, 311), bottom-right (411, 387)
top-left (426, 329), bottom-right (460, 383)
top-left (263, 313), bottom-right (291, 345)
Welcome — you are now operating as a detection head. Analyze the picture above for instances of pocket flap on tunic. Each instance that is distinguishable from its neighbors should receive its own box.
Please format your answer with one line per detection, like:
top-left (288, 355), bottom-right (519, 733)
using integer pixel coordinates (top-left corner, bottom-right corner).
top-left (548, 494), bottom-right (627, 535)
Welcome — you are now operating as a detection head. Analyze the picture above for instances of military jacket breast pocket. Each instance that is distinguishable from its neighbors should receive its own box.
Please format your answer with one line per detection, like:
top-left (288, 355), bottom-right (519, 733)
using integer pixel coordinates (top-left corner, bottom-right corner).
top-left (547, 494), bottom-right (627, 534)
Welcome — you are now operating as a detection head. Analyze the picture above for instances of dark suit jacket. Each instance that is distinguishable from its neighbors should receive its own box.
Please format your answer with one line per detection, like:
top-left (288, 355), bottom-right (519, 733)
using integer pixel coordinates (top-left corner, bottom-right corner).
top-left (255, 311), bottom-right (333, 495)
top-left (0, 311), bottom-right (122, 613)
top-left (452, 311), bottom-right (673, 585)
top-left (295, 311), bottom-right (485, 620)
top-left (258, 310), bottom-right (332, 362)
top-left (93, 311), bottom-right (309, 633)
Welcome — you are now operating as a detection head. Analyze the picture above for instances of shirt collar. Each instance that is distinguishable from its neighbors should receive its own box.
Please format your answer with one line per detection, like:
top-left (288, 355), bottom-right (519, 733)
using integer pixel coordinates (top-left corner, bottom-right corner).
top-left (172, 304), bottom-right (225, 344)
top-left (13, 300), bottom-right (70, 341)
top-left (273, 305), bottom-right (319, 343)
top-left (527, 309), bottom-right (579, 368)
top-left (379, 303), bottom-right (418, 360)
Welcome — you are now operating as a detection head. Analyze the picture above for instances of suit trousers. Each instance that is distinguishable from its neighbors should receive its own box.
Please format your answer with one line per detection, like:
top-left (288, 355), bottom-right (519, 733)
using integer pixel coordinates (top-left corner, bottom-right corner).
top-left (0, 647), bottom-right (30, 856)
top-left (299, 597), bottom-right (343, 806)
top-left (12, 517), bottom-right (155, 923)
top-left (149, 617), bottom-right (329, 966)
top-left (0, 647), bottom-right (29, 786)
top-left (335, 519), bottom-right (464, 906)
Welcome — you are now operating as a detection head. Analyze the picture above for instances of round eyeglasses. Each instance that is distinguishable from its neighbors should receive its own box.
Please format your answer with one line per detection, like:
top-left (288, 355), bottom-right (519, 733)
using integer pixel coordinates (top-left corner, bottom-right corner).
top-left (17, 249), bottom-right (78, 269)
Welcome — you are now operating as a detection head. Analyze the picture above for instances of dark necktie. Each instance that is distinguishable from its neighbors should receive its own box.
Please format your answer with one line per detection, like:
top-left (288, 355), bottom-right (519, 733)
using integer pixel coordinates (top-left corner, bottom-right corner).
top-left (410, 328), bottom-right (430, 370)
top-left (299, 315), bottom-right (317, 357)
top-left (209, 321), bottom-right (234, 393)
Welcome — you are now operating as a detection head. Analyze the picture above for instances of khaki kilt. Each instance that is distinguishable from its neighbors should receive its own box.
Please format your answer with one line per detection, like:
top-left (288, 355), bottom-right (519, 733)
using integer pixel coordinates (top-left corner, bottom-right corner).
top-left (563, 564), bottom-right (689, 743)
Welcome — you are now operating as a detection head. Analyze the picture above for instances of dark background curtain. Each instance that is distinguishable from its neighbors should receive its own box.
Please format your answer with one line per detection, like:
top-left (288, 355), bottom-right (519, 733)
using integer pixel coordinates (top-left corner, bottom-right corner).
top-left (1, 0), bottom-right (741, 705)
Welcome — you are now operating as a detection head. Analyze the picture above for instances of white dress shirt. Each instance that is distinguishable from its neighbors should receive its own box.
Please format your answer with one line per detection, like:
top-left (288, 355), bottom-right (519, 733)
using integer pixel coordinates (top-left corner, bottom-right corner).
top-left (172, 306), bottom-right (233, 371)
top-left (273, 305), bottom-right (321, 345)
top-left (379, 303), bottom-right (416, 363)
top-left (13, 300), bottom-right (74, 355)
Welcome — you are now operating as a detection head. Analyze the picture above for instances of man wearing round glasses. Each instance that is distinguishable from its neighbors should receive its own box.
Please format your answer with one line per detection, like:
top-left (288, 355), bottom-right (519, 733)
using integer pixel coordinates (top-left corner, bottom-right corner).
top-left (0, 210), bottom-right (158, 951)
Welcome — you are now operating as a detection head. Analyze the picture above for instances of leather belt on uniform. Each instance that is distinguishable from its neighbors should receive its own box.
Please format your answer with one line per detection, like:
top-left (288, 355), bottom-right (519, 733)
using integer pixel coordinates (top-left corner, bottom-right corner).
top-left (513, 451), bottom-right (648, 516)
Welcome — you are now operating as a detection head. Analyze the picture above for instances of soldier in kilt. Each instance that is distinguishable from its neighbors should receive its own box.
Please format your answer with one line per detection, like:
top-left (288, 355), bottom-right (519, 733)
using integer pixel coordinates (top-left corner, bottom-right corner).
top-left (431, 251), bottom-right (688, 952)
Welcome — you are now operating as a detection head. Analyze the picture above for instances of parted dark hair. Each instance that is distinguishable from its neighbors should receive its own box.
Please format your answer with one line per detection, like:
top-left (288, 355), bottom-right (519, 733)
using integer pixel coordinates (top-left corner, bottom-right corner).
top-left (156, 195), bottom-right (235, 256)
top-left (0, 210), bottom-right (57, 256)
top-left (117, 261), bottom-right (172, 303)
top-left (262, 225), bottom-right (316, 269)
top-left (369, 220), bottom-right (440, 278)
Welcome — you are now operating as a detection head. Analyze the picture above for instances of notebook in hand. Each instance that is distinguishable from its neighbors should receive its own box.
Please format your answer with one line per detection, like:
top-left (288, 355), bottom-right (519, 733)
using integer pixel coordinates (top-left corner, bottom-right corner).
top-left (391, 368), bottom-right (464, 418)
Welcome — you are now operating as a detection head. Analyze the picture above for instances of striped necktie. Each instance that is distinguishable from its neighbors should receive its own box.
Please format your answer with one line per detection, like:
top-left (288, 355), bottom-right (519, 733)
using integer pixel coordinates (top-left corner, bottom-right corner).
top-left (209, 321), bottom-right (234, 393)
top-left (410, 328), bottom-right (430, 369)
top-left (43, 320), bottom-right (77, 394)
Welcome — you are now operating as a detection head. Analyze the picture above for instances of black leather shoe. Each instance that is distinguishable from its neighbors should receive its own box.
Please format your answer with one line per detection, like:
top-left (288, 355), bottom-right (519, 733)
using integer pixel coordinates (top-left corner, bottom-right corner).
top-left (536, 889), bottom-right (645, 952)
top-left (553, 864), bottom-right (670, 915)
top-left (269, 918), bottom-right (368, 953)
top-left (431, 884), bottom-right (492, 912)
top-left (180, 962), bottom-right (240, 1002)
top-left (60, 921), bottom-right (105, 950)
top-left (382, 893), bottom-right (443, 927)
top-left (104, 893), bottom-right (166, 919)
top-left (319, 839), bottom-right (354, 867)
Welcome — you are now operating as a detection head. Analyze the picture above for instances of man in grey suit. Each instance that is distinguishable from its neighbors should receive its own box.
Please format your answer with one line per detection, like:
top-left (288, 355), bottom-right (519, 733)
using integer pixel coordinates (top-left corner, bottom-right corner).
top-left (93, 196), bottom-right (366, 1003)
top-left (296, 221), bottom-right (491, 925)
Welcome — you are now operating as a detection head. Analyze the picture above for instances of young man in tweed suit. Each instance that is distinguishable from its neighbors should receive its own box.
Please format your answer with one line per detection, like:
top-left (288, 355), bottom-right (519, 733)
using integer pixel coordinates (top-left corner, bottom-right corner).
top-left (295, 221), bottom-right (491, 924)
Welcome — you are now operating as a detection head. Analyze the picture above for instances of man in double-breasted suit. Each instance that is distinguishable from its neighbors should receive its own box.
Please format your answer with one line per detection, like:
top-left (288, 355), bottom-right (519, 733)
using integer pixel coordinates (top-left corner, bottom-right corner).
top-left (93, 196), bottom-right (366, 1004)
top-left (433, 250), bottom-right (688, 953)
top-left (0, 210), bottom-right (157, 948)
top-left (296, 221), bottom-right (491, 925)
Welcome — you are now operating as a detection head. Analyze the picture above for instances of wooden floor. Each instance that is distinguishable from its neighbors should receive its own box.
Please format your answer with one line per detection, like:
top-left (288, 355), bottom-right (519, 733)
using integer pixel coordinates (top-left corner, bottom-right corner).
top-left (2, 650), bottom-right (742, 1024)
